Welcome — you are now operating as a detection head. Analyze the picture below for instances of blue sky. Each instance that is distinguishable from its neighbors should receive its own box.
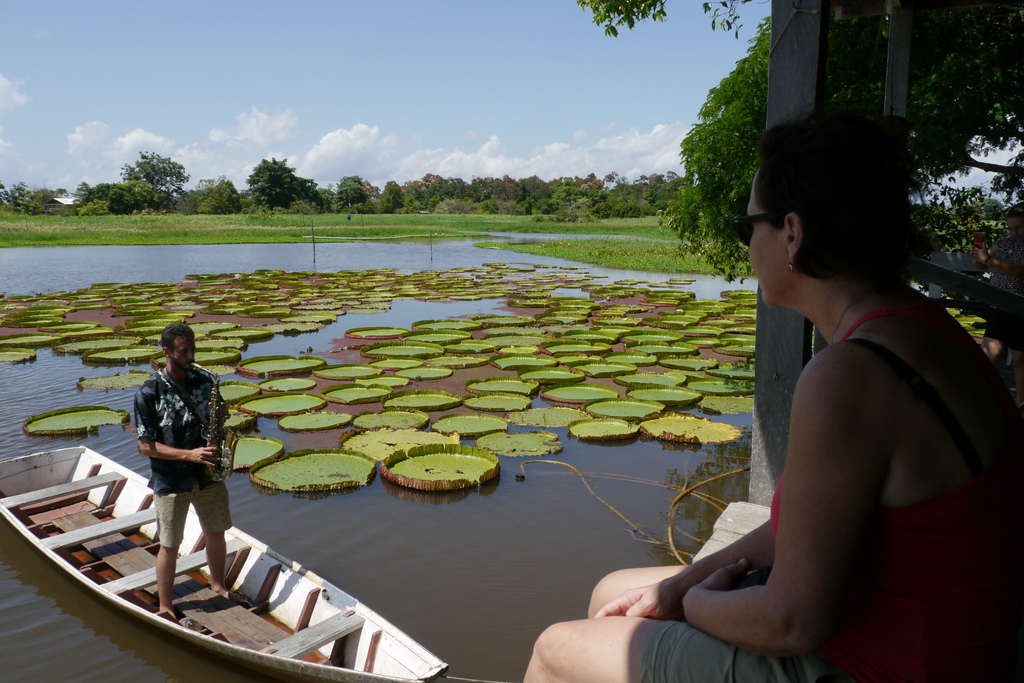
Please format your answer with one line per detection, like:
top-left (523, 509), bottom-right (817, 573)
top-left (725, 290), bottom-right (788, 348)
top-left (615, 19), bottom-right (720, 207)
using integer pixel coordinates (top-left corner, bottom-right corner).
top-left (0, 1), bottom-right (772, 193)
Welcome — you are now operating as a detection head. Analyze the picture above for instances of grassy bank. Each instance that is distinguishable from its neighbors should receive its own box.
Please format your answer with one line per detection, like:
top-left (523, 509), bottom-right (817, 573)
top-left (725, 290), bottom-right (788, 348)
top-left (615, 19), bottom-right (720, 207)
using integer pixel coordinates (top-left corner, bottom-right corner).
top-left (473, 238), bottom-right (746, 276)
top-left (0, 213), bottom-right (665, 247)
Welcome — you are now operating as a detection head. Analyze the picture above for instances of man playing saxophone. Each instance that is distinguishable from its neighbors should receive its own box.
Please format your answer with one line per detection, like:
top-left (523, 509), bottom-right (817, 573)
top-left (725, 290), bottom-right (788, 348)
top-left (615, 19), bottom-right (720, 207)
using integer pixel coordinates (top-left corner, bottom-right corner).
top-left (135, 322), bottom-right (237, 621)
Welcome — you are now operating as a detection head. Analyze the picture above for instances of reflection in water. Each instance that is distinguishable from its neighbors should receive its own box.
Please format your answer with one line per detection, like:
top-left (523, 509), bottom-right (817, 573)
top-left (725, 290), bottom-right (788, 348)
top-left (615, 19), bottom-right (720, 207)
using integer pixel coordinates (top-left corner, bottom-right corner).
top-left (381, 475), bottom-right (501, 505)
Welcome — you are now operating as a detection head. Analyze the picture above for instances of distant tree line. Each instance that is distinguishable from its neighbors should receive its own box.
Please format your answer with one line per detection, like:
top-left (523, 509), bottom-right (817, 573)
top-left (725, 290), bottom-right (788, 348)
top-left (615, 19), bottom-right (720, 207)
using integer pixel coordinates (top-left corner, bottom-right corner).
top-left (0, 153), bottom-right (684, 222)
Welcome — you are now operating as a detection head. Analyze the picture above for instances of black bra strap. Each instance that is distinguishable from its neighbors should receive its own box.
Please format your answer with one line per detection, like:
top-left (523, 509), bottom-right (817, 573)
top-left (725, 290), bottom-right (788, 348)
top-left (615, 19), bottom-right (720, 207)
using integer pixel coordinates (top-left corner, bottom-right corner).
top-left (846, 337), bottom-right (985, 478)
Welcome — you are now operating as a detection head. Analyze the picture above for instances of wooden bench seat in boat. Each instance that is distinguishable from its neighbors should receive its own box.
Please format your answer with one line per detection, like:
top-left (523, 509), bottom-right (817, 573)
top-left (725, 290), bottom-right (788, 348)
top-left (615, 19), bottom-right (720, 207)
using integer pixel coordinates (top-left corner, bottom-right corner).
top-left (51, 510), bottom-right (157, 578)
top-left (100, 536), bottom-right (247, 594)
top-left (0, 471), bottom-right (122, 509)
top-left (41, 508), bottom-right (157, 550)
top-left (261, 609), bottom-right (365, 659)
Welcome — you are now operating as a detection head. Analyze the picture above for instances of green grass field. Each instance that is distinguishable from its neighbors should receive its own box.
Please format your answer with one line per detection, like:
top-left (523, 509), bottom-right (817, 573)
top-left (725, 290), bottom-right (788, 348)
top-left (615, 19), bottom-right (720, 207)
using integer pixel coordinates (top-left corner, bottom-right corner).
top-left (0, 213), bottom-right (667, 247)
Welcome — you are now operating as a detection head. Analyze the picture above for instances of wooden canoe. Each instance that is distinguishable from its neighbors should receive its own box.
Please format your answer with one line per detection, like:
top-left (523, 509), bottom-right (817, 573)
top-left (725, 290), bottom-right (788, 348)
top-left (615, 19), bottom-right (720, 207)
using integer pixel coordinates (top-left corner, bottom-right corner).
top-left (0, 446), bottom-right (449, 683)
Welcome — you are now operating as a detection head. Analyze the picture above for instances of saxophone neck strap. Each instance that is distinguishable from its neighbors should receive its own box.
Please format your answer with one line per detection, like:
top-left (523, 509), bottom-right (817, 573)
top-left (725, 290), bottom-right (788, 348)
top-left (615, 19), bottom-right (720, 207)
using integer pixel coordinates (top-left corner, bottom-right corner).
top-left (160, 368), bottom-right (210, 429)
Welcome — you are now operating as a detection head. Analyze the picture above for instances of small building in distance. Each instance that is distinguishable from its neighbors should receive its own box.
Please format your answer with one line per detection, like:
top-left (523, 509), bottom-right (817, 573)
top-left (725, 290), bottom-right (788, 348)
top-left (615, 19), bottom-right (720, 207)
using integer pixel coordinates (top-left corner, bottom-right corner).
top-left (44, 197), bottom-right (78, 215)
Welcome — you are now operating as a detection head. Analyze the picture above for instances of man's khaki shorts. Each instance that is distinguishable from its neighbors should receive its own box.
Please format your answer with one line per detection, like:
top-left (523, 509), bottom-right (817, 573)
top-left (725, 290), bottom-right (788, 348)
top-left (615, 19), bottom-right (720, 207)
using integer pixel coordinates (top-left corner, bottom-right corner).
top-left (154, 480), bottom-right (232, 548)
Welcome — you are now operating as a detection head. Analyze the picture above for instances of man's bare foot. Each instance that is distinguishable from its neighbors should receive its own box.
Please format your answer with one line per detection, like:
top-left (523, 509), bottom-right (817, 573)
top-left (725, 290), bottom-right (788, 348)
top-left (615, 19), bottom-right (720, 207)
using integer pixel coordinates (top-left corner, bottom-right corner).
top-left (212, 586), bottom-right (245, 604)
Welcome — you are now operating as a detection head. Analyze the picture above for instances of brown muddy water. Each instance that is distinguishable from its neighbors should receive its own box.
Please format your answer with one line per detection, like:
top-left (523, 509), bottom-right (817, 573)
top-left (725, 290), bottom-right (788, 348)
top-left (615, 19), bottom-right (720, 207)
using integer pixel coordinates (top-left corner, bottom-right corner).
top-left (0, 244), bottom-right (754, 682)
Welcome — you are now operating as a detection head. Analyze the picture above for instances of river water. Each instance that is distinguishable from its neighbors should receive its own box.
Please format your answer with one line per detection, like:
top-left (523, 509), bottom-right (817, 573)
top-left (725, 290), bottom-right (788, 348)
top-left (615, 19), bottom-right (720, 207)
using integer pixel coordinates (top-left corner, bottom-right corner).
top-left (0, 237), bottom-right (755, 682)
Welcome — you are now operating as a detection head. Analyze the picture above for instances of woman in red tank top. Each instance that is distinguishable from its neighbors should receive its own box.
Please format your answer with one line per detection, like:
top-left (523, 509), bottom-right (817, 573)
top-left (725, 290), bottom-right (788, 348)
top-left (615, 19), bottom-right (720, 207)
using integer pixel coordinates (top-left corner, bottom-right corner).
top-left (525, 112), bottom-right (1024, 683)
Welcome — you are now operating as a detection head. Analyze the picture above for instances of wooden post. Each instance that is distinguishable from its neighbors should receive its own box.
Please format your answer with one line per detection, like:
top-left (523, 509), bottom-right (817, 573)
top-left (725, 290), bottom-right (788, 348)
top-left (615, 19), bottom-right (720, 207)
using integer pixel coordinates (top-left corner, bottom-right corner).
top-left (884, 2), bottom-right (914, 118)
top-left (749, 0), bottom-right (831, 505)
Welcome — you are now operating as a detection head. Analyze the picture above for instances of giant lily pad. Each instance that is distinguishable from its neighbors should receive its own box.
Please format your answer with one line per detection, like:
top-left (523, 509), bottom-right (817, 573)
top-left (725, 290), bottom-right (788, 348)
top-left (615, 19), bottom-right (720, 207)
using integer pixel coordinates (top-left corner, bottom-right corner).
top-left (613, 372), bottom-right (685, 388)
top-left (81, 346), bottom-right (162, 365)
top-left (518, 367), bottom-right (586, 386)
top-left (355, 375), bottom-right (410, 389)
top-left (506, 407), bottom-right (588, 427)
top-left (431, 413), bottom-right (508, 437)
top-left (360, 341), bottom-right (445, 359)
top-left (257, 377), bottom-right (317, 392)
top-left (638, 414), bottom-right (742, 445)
top-left (344, 326), bottom-right (410, 339)
top-left (463, 392), bottom-right (533, 412)
top-left (465, 378), bottom-right (539, 396)
top-left (626, 386), bottom-right (702, 407)
top-left (278, 411), bottom-right (354, 431)
top-left (700, 395), bottom-right (755, 415)
top-left (76, 370), bottom-right (151, 391)
top-left (423, 355), bottom-right (490, 369)
top-left (233, 436), bottom-right (285, 470)
top-left (0, 348), bottom-right (36, 364)
top-left (0, 332), bottom-right (64, 348)
top-left (604, 351), bottom-right (658, 366)
top-left (475, 430), bottom-right (562, 457)
top-left (394, 366), bottom-right (454, 381)
top-left (540, 383), bottom-right (619, 404)
top-left (585, 398), bottom-right (664, 422)
top-left (383, 389), bottom-right (463, 411)
top-left (352, 408), bottom-right (430, 431)
top-left (236, 355), bottom-right (326, 378)
top-left (401, 330), bottom-right (473, 345)
top-left (322, 384), bottom-right (392, 405)
top-left (381, 444), bottom-right (500, 491)
top-left (194, 349), bottom-right (243, 366)
top-left (567, 418), bottom-right (640, 441)
top-left (250, 448), bottom-right (376, 492)
top-left (340, 429), bottom-right (459, 461)
top-left (314, 364), bottom-right (384, 380)
top-left (686, 379), bottom-right (755, 396)
top-left (490, 355), bottom-right (558, 371)
top-left (53, 336), bottom-right (142, 355)
top-left (706, 364), bottom-right (756, 381)
top-left (659, 357), bottom-right (718, 372)
top-left (369, 357), bottom-right (424, 370)
top-left (23, 405), bottom-right (129, 435)
top-left (574, 362), bottom-right (637, 378)
top-left (237, 392), bottom-right (327, 416)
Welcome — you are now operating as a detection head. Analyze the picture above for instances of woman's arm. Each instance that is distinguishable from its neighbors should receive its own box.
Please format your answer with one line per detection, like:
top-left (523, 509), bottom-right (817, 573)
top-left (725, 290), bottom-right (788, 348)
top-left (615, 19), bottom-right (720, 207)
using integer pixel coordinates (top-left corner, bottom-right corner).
top-left (681, 343), bottom-right (891, 656)
top-left (595, 520), bottom-right (775, 620)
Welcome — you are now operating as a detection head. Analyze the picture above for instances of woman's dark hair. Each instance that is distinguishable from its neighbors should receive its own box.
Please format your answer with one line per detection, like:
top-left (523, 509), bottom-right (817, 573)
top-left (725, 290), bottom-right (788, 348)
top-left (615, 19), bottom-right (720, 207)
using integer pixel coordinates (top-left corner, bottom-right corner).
top-left (755, 111), bottom-right (923, 287)
top-left (1007, 203), bottom-right (1024, 220)
top-left (160, 322), bottom-right (194, 349)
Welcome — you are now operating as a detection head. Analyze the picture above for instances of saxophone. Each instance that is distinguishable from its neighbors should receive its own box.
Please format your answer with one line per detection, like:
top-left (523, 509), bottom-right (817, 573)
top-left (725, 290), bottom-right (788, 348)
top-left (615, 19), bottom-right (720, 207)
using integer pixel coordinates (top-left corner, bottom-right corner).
top-left (193, 363), bottom-right (237, 481)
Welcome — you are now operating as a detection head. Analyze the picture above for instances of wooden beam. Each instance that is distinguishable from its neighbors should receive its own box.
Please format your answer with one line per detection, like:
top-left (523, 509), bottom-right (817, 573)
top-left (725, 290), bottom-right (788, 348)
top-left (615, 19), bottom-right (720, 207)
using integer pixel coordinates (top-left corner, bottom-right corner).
top-left (884, 2), bottom-right (914, 117)
top-left (835, 0), bottom-right (1022, 19)
top-left (261, 609), bottom-right (365, 659)
top-left (41, 508), bottom-right (157, 549)
top-left (1, 471), bottom-right (122, 509)
top-left (909, 258), bottom-right (1024, 318)
top-left (752, 0), bottom-right (830, 505)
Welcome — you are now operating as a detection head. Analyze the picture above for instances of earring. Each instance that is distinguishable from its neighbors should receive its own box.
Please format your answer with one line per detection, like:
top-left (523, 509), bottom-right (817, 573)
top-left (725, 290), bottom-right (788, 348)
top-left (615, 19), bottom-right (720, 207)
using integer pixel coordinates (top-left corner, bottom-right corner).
top-left (787, 263), bottom-right (794, 273)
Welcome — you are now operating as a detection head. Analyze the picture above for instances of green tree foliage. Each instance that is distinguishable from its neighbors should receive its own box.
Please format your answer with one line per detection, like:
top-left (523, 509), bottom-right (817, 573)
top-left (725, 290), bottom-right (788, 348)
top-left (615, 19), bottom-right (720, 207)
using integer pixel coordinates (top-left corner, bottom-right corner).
top-left (192, 177), bottom-right (242, 215)
top-left (378, 181), bottom-right (405, 214)
top-left (121, 152), bottom-right (190, 210)
top-left (333, 175), bottom-right (370, 211)
top-left (663, 11), bottom-right (1024, 276)
top-left (80, 180), bottom-right (161, 215)
top-left (246, 158), bottom-right (322, 211)
top-left (577, 0), bottom-right (750, 36)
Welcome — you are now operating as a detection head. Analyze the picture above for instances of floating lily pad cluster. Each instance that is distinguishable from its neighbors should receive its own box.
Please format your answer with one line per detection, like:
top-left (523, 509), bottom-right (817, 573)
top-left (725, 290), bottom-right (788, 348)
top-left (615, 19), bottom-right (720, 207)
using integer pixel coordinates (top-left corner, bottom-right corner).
top-left (5, 264), bottom-right (757, 495)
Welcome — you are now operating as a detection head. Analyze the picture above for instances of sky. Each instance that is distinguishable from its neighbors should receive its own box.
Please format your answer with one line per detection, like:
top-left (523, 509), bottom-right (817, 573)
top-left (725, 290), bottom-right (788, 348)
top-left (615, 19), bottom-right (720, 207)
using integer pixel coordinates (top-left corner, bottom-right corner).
top-left (0, 0), bottom-right (773, 193)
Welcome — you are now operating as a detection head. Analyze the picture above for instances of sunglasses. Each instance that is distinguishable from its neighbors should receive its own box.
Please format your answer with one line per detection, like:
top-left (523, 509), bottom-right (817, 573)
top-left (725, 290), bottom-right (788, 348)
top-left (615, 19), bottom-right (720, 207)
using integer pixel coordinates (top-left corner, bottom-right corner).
top-left (731, 212), bottom-right (786, 247)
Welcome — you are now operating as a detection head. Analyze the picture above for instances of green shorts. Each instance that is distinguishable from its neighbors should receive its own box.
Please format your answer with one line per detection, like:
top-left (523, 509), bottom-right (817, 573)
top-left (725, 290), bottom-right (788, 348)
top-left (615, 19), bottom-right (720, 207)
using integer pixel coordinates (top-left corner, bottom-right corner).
top-left (642, 621), bottom-right (853, 683)
top-left (154, 480), bottom-right (232, 548)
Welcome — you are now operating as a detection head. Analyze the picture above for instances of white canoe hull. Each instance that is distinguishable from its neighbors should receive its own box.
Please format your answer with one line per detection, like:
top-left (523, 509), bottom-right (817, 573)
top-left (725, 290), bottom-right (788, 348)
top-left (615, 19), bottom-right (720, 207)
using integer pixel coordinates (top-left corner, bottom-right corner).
top-left (0, 446), bottom-right (448, 683)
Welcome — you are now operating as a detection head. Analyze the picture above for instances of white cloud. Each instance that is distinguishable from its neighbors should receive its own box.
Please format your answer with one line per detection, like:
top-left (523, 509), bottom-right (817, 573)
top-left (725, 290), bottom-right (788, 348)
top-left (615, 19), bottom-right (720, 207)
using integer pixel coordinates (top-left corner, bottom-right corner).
top-left (209, 108), bottom-right (297, 147)
top-left (388, 122), bottom-right (687, 187)
top-left (0, 73), bottom-right (29, 111)
top-left (297, 123), bottom-right (399, 182)
top-left (66, 121), bottom-right (175, 180)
